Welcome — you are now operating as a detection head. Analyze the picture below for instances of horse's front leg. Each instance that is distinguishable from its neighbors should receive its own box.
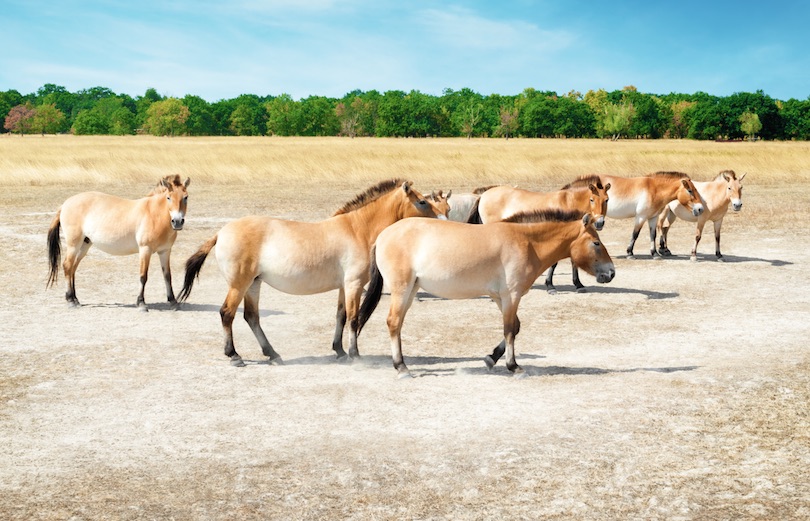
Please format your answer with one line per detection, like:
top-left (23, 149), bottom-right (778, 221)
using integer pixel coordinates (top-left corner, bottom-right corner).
top-left (137, 246), bottom-right (153, 311)
top-left (691, 220), bottom-right (707, 262)
top-left (626, 218), bottom-right (644, 259)
top-left (713, 218), bottom-right (724, 261)
top-left (571, 260), bottom-right (585, 292)
top-left (657, 209), bottom-right (674, 256)
top-left (544, 263), bottom-right (559, 294)
top-left (647, 217), bottom-right (661, 259)
top-left (332, 288), bottom-right (348, 359)
top-left (158, 249), bottom-right (177, 308)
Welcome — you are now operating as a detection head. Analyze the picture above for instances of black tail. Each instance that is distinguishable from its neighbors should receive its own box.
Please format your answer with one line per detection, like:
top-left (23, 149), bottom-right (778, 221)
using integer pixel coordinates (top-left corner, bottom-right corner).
top-left (466, 197), bottom-right (482, 224)
top-left (357, 246), bottom-right (384, 335)
top-left (178, 235), bottom-right (217, 302)
top-left (46, 210), bottom-right (62, 288)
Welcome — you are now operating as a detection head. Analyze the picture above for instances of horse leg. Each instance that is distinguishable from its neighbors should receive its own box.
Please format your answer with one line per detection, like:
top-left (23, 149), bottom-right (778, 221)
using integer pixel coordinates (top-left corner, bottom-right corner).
top-left (572, 261), bottom-right (585, 293)
top-left (243, 277), bottom-right (282, 365)
top-left (501, 300), bottom-right (524, 375)
top-left (657, 209), bottom-right (675, 256)
top-left (691, 220), bottom-right (706, 262)
top-left (137, 246), bottom-right (153, 311)
top-left (626, 218), bottom-right (644, 259)
top-left (713, 219), bottom-right (724, 261)
top-left (344, 280), bottom-right (365, 359)
top-left (158, 249), bottom-right (177, 308)
top-left (647, 217), bottom-right (661, 259)
top-left (484, 315), bottom-right (520, 370)
top-left (544, 263), bottom-right (558, 294)
top-left (386, 282), bottom-right (419, 378)
top-left (332, 289), bottom-right (348, 359)
top-left (220, 285), bottom-right (249, 367)
top-left (63, 237), bottom-right (91, 307)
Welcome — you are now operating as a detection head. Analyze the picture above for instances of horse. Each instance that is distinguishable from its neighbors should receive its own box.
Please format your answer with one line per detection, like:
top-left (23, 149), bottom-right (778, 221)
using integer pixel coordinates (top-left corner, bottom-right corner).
top-left (543, 172), bottom-right (703, 291)
top-left (356, 209), bottom-right (615, 378)
top-left (657, 170), bottom-right (745, 261)
top-left (465, 180), bottom-right (611, 293)
top-left (444, 192), bottom-right (480, 222)
top-left (47, 175), bottom-right (190, 311)
top-left (178, 179), bottom-right (449, 367)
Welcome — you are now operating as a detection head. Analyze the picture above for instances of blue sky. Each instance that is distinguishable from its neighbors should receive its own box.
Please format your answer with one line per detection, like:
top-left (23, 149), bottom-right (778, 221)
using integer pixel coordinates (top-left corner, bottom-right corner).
top-left (2, 0), bottom-right (808, 102)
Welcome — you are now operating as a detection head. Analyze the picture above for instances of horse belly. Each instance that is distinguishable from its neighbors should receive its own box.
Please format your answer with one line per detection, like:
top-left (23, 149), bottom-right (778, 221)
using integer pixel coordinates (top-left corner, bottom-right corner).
top-left (608, 197), bottom-right (647, 219)
top-left (417, 277), bottom-right (489, 300)
top-left (671, 203), bottom-right (699, 223)
top-left (260, 270), bottom-right (340, 295)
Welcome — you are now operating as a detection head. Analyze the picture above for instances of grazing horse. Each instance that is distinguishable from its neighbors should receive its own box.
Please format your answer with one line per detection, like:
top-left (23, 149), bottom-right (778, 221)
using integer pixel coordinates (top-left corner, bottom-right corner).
top-left (178, 179), bottom-right (449, 367)
top-left (356, 210), bottom-right (615, 378)
top-left (466, 181), bottom-right (611, 293)
top-left (657, 170), bottom-right (745, 261)
top-left (47, 175), bottom-right (190, 310)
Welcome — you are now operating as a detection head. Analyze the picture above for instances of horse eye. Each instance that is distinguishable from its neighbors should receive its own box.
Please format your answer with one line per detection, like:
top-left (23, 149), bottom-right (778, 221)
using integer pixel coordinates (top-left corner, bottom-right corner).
top-left (593, 241), bottom-right (601, 247)
top-left (418, 199), bottom-right (427, 206)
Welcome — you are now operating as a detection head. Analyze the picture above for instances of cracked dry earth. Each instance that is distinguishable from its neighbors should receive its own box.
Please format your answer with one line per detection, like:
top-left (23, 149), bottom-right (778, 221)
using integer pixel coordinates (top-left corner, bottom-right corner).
top-left (1, 182), bottom-right (809, 520)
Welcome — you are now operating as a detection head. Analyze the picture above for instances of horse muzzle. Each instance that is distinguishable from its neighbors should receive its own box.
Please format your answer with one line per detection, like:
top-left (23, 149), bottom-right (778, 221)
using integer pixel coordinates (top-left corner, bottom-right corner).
top-left (171, 216), bottom-right (185, 230)
top-left (594, 216), bottom-right (605, 231)
top-left (732, 200), bottom-right (742, 212)
top-left (692, 204), bottom-right (705, 217)
top-left (596, 265), bottom-right (615, 284)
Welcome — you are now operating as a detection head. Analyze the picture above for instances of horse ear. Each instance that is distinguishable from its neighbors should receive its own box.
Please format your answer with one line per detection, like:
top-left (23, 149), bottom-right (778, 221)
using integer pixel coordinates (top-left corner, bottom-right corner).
top-left (184, 177), bottom-right (191, 188)
top-left (604, 182), bottom-right (611, 192)
top-left (402, 181), bottom-right (412, 194)
top-left (582, 214), bottom-right (592, 227)
top-left (682, 179), bottom-right (690, 188)
top-left (739, 173), bottom-right (746, 182)
top-left (588, 183), bottom-right (598, 195)
top-left (446, 189), bottom-right (452, 199)
top-left (160, 178), bottom-right (172, 190)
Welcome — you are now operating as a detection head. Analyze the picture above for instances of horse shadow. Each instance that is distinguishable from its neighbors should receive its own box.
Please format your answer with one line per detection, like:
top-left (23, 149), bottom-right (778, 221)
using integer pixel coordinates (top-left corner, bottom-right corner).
top-left (529, 284), bottom-right (678, 300)
top-left (408, 361), bottom-right (700, 379)
top-left (176, 302), bottom-right (284, 317)
top-left (661, 253), bottom-right (792, 266)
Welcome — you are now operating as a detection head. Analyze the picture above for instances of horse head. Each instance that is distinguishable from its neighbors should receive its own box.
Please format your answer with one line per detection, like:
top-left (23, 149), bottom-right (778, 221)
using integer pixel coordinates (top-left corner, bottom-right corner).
top-left (676, 178), bottom-right (704, 217)
top-left (721, 170), bottom-right (745, 212)
top-left (571, 214), bottom-right (615, 284)
top-left (160, 176), bottom-right (190, 230)
top-left (587, 181), bottom-right (611, 231)
top-left (400, 182), bottom-right (449, 220)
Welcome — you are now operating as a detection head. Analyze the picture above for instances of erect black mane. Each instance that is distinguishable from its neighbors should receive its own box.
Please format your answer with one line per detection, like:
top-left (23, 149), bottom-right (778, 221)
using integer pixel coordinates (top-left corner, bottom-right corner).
top-left (502, 208), bottom-right (584, 224)
top-left (333, 178), bottom-right (407, 215)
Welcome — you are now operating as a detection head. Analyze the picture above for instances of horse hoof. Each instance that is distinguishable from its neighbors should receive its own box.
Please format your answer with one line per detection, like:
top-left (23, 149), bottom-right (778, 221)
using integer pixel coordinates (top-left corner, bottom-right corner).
top-left (513, 370), bottom-right (528, 380)
top-left (690, 256), bottom-right (698, 263)
top-left (335, 354), bottom-right (350, 363)
top-left (138, 306), bottom-right (149, 313)
top-left (716, 257), bottom-right (725, 263)
top-left (268, 356), bottom-right (284, 366)
top-left (484, 355), bottom-right (496, 370)
top-left (626, 254), bottom-right (636, 260)
top-left (230, 357), bottom-right (246, 367)
top-left (546, 288), bottom-right (558, 295)
top-left (67, 301), bottom-right (81, 308)
top-left (576, 287), bottom-right (587, 294)
top-left (397, 371), bottom-right (413, 380)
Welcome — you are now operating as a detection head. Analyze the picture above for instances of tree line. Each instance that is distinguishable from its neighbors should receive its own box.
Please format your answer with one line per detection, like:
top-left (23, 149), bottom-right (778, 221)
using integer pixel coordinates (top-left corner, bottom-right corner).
top-left (3, 83), bottom-right (810, 140)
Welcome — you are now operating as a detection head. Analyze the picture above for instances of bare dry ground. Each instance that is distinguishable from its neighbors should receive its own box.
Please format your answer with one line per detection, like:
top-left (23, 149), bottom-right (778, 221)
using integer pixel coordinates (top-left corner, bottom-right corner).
top-left (1, 137), bottom-right (809, 520)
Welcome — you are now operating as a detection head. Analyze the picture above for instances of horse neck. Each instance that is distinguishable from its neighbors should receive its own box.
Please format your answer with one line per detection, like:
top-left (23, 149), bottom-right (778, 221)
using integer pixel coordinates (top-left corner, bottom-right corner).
top-left (703, 179), bottom-right (730, 210)
top-left (342, 191), bottom-right (404, 245)
top-left (524, 221), bottom-right (581, 273)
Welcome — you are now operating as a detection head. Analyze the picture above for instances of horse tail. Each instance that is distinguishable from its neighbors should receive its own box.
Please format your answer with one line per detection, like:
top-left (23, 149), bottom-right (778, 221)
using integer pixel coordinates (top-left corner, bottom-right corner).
top-left (178, 235), bottom-right (217, 302)
top-left (357, 246), bottom-right (384, 336)
top-left (46, 209), bottom-right (62, 288)
top-left (466, 197), bottom-right (482, 224)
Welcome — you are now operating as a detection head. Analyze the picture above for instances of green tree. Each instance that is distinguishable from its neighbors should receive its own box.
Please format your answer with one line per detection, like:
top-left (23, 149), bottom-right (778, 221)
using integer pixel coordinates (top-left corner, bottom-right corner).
top-left (143, 98), bottom-right (190, 136)
top-left (298, 96), bottom-right (339, 136)
top-left (265, 94), bottom-right (300, 136)
top-left (780, 98), bottom-right (810, 140)
top-left (602, 102), bottom-right (635, 140)
top-left (494, 103), bottom-right (519, 139)
top-left (31, 103), bottom-right (66, 134)
top-left (739, 111), bottom-right (762, 141)
top-left (183, 95), bottom-right (218, 135)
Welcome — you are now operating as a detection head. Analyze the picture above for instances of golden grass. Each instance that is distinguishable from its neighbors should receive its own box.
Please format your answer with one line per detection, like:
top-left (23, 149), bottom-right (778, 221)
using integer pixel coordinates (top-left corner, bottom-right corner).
top-left (2, 135), bottom-right (809, 190)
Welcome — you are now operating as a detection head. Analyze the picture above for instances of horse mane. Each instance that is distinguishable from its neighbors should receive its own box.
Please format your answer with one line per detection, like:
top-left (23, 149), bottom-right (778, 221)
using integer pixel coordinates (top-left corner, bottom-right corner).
top-left (502, 208), bottom-right (584, 224)
top-left (472, 184), bottom-right (498, 195)
top-left (561, 175), bottom-right (604, 190)
top-left (714, 169), bottom-right (737, 181)
top-left (647, 171), bottom-right (691, 180)
top-left (149, 174), bottom-right (184, 195)
top-left (333, 178), bottom-right (407, 215)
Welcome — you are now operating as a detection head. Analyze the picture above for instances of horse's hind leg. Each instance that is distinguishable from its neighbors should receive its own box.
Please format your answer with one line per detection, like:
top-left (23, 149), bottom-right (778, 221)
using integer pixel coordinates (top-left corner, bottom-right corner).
top-left (571, 261), bottom-right (585, 293)
top-left (484, 315), bottom-right (520, 370)
top-left (626, 219), bottom-right (644, 259)
top-left (386, 282), bottom-right (419, 378)
top-left (657, 209), bottom-right (674, 256)
top-left (243, 278), bottom-right (282, 365)
top-left (221, 285), bottom-right (249, 366)
top-left (63, 236), bottom-right (91, 307)
top-left (544, 263), bottom-right (559, 294)
top-left (647, 217), bottom-right (661, 258)
top-left (332, 288), bottom-right (348, 359)
top-left (713, 219), bottom-right (724, 261)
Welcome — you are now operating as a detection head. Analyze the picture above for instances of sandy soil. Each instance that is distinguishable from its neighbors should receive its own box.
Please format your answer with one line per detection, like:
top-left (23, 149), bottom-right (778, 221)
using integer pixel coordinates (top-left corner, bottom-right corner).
top-left (1, 181), bottom-right (809, 520)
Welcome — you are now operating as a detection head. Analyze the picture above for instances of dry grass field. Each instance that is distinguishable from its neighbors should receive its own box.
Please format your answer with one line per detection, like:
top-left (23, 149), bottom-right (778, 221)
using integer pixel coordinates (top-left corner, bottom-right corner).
top-left (1, 135), bottom-right (809, 520)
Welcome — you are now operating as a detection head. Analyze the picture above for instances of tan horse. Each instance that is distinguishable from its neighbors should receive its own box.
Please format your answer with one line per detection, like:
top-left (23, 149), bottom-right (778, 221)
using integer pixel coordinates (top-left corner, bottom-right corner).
top-left (47, 175), bottom-right (190, 310)
top-left (657, 170), bottom-right (745, 261)
top-left (178, 179), bottom-right (449, 366)
top-left (357, 210), bottom-right (615, 378)
top-left (470, 181), bottom-right (611, 231)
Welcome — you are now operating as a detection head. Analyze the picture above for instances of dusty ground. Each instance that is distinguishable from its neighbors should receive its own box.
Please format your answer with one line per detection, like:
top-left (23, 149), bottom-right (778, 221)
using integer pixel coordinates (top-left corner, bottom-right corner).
top-left (1, 181), bottom-right (809, 520)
